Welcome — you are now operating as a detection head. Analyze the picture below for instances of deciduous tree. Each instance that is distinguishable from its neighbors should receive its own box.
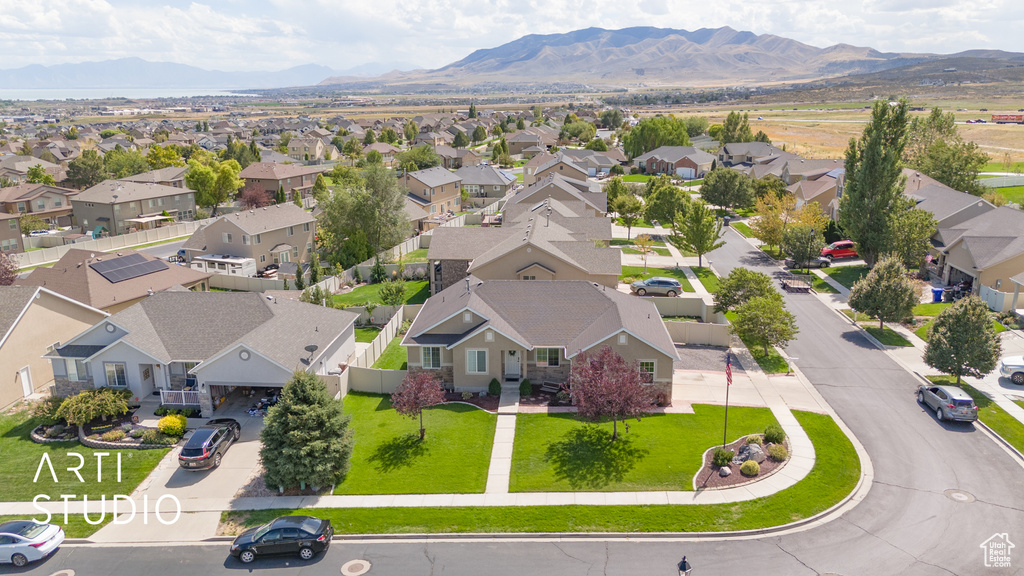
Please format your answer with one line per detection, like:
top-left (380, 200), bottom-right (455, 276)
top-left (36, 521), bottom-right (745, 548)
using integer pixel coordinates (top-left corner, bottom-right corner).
top-left (885, 198), bottom-right (937, 269)
top-left (238, 183), bottom-right (272, 208)
top-left (848, 254), bottom-right (918, 329)
top-left (260, 371), bottom-right (354, 491)
top-left (924, 296), bottom-right (1002, 385)
top-left (733, 295), bottom-right (798, 356)
top-left (672, 200), bottom-right (724, 267)
top-left (0, 251), bottom-right (18, 286)
top-left (396, 145), bottom-right (441, 171)
top-left (622, 116), bottom-right (691, 158)
top-left (720, 112), bottom-right (754, 144)
top-left (392, 370), bottom-right (447, 440)
top-left (26, 164), bottom-right (55, 185)
top-left (612, 194), bottom-right (643, 239)
top-left (839, 99), bottom-right (909, 266)
top-left (65, 150), bottom-right (105, 189)
top-left (567, 346), bottom-right (654, 441)
top-left (403, 120), bottom-right (418, 141)
top-left (472, 125), bottom-right (487, 143)
top-left (700, 167), bottom-right (754, 210)
top-left (452, 130), bottom-right (469, 148)
top-left (780, 224), bottom-right (825, 272)
top-left (146, 145), bottom-right (184, 170)
top-left (603, 177), bottom-right (630, 207)
top-left (919, 138), bottom-right (989, 195)
top-left (600, 109), bottom-right (624, 129)
top-left (643, 177), bottom-right (690, 231)
top-left (714, 268), bottom-right (776, 313)
top-left (751, 191), bottom-right (795, 251)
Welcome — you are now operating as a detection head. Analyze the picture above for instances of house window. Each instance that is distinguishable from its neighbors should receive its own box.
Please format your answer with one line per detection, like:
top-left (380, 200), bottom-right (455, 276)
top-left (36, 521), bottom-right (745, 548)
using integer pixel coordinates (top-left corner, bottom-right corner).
top-left (104, 362), bottom-right (127, 387)
top-left (67, 360), bottom-right (90, 382)
top-left (536, 348), bottom-right (559, 367)
top-left (37, 200), bottom-right (46, 211)
top-left (292, 246), bottom-right (299, 259)
top-left (17, 202), bottom-right (26, 212)
top-left (639, 361), bottom-right (655, 383)
top-left (522, 275), bottom-right (536, 281)
top-left (287, 226), bottom-right (294, 237)
top-left (463, 312), bottom-right (472, 323)
top-left (54, 198), bottom-right (61, 207)
top-left (1, 239), bottom-right (16, 251)
top-left (467, 349), bottom-right (487, 374)
top-left (254, 234), bottom-right (261, 244)
top-left (175, 195), bottom-right (182, 203)
top-left (158, 198), bottom-right (165, 206)
top-left (242, 235), bottom-right (249, 245)
top-left (8, 220), bottom-right (16, 230)
top-left (260, 254), bottom-right (266, 263)
top-left (422, 347), bottom-right (441, 369)
top-left (222, 233), bottom-right (232, 243)
top-left (303, 222), bottom-right (310, 232)
top-left (618, 334), bottom-right (628, 345)
top-left (485, 331), bottom-right (494, 342)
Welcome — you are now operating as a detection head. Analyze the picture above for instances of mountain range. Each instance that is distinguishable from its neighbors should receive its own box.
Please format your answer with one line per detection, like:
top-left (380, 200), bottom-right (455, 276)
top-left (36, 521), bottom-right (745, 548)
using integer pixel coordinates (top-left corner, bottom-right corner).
top-left (319, 26), bottom-right (1024, 88)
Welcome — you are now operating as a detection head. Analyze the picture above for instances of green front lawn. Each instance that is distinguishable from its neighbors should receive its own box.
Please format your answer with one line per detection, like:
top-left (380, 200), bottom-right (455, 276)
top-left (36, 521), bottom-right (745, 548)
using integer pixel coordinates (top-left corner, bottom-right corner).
top-left (622, 247), bottom-right (671, 257)
top-left (0, 412), bottom-right (169, 502)
top-left (811, 275), bottom-right (839, 294)
top-left (332, 280), bottom-right (429, 306)
top-left (510, 406), bottom-right (778, 492)
top-left (610, 238), bottom-right (665, 247)
top-left (915, 318), bottom-right (1005, 342)
top-left (863, 326), bottom-right (913, 347)
top-left (759, 245), bottom-right (785, 260)
top-left (370, 336), bottom-right (407, 370)
top-left (994, 186), bottom-right (1024, 205)
top-left (691, 266), bottom-right (719, 293)
top-left (336, 393), bottom-right (496, 494)
top-left (616, 218), bottom-right (655, 229)
top-left (912, 302), bottom-right (951, 317)
top-left (732, 208), bottom-right (758, 218)
top-left (398, 248), bottom-right (429, 263)
top-left (982, 161), bottom-right (1024, 172)
top-left (355, 326), bottom-right (382, 343)
top-left (725, 311), bottom-right (790, 374)
top-left (821, 265), bottom-right (871, 289)
top-left (621, 174), bottom-right (652, 183)
top-left (222, 410), bottom-right (859, 534)
top-left (927, 377), bottom-right (1024, 454)
top-left (619, 266), bottom-right (694, 292)
top-left (732, 222), bottom-right (754, 238)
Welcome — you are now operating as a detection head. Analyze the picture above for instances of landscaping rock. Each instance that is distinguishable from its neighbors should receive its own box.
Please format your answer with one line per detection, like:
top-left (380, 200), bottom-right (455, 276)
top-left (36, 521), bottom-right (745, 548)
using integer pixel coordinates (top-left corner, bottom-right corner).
top-left (733, 443), bottom-right (766, 465)
top-left (719, 466), bottom-right (732, 477)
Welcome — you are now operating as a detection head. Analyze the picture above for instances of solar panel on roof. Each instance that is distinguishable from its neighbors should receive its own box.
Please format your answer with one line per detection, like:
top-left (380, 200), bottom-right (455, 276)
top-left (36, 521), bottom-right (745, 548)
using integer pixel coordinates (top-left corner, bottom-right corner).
top-left (90, 253), bottom-right (169, 283)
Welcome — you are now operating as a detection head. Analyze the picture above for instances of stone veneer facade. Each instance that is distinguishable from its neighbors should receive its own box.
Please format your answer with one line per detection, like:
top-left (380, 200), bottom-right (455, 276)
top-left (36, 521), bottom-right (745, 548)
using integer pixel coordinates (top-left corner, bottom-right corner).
top-left (53, 377), bottom-right (94, 397)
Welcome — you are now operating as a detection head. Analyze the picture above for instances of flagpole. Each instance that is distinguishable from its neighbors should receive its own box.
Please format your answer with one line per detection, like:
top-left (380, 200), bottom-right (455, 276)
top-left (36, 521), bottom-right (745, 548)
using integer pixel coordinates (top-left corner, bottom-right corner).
top-left (723, 349), bottom-right (731, 448)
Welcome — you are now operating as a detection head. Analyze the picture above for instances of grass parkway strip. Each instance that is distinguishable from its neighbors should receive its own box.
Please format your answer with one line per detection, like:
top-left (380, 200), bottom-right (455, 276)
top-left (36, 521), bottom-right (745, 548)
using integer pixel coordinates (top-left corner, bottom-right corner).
top-left (221, 411), bottom-right (860, 535)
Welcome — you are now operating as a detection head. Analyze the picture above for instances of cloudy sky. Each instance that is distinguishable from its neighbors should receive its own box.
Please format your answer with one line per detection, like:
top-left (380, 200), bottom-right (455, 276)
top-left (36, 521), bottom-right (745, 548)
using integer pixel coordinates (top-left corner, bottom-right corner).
top-left (1, 0), bottom-right (1021, 72)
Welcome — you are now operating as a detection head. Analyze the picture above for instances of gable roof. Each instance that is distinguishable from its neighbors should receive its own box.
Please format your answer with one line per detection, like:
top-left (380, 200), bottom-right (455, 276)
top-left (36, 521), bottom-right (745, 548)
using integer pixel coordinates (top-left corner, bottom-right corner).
top-left (16, 248), bottom-right (212, 310)
top-left (405, 279), bottom-right (677, 360)
top-left (906, 183), bottom-right (993, 225)
top-left (505, 173), bottom-right (607, 213)
top-left (0, 286), bottom-right (107, 351)
top-left (0, 183), bottom-right (78, 204)
top-left (75, 180), bottom-right (184, 204)
top-left (453, 164), bottom-right (516, 187)
top-left (60, 291), bottom-right (357, 371)
top-left (633, 146), bottom-right (715, 165)
top-left (407, 166), bottom-right (462, 188)
top-left (213, 203), bottom-right (314, 235)
top-left (939, 207), bottom-right (1024, 268)
top-left (238, 162), bottom-right (325, 181)
top-left (119, 166), bottom-right (188, 184)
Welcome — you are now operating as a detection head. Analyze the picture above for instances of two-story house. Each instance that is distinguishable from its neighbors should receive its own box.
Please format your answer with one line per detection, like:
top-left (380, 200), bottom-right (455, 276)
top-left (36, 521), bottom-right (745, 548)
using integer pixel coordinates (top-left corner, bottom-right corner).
top-left (0, 212), bottom-right (23, 254)
top-left (287, 136), bottom-right (332, 163)
top-left (504, 173), bottom-right (607, 217)
top-left (72, 180), bottom-right (197, 235)
top-left (180, 203), bottom-right (316, 270)
top-left (633, 146), bottom-right (715, 179)
top-left (0, 155), bottom-right (64, 184)
top-left (403, 166), bottom-right (463, 218)
top-left (238, 162), bottom-right (327, 203)
top-left (0, 183), bottom-right (78, 228)
top-left (454, 164), bottom-right (516, 201)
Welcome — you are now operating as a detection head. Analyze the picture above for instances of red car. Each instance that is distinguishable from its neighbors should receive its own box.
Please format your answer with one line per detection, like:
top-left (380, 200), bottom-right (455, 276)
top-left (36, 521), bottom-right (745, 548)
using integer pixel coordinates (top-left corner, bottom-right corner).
top-left (821, 240), bottom-right (858, 260)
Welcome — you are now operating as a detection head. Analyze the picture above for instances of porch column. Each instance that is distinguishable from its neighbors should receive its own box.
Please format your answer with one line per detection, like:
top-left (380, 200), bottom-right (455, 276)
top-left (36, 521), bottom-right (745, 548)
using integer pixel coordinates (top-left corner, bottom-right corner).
top-left (198, 390), bottom-right (214, 418)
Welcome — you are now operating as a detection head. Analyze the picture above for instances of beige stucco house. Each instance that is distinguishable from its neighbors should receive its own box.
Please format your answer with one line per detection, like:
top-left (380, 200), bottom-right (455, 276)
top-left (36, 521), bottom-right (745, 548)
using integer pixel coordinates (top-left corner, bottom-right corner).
top-left (0, 286), bottom-right (107, 409)
top-left (401, 278), bottom-right (678, 400)
top-left (181, 203), bottom-right (315, 269)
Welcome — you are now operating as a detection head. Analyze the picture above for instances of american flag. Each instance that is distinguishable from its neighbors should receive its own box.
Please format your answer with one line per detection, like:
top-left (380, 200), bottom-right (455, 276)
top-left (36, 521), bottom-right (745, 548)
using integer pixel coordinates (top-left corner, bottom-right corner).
top-left (726, 353), bottom-right (732, 386)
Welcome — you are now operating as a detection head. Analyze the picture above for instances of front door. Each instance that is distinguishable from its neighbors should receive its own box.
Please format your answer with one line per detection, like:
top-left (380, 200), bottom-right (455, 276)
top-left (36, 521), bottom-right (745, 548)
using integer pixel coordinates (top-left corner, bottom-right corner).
top-left (18, 366), bottom-right (32, 397)
top-left (505, 350), bottom-right (521, 380)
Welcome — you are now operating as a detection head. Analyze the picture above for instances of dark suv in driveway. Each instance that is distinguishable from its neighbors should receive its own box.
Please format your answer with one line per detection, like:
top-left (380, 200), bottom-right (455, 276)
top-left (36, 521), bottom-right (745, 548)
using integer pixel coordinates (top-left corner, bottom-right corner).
top-left (178, 418), bottom-right (241, 470)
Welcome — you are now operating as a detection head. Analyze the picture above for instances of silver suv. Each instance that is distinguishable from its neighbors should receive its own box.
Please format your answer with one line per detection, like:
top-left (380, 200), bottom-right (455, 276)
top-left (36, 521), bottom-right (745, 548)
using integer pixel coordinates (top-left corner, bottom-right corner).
top-left (630, 277), bottom-right (683, 297)
top-left (918, 384), bottom-right (978, 422)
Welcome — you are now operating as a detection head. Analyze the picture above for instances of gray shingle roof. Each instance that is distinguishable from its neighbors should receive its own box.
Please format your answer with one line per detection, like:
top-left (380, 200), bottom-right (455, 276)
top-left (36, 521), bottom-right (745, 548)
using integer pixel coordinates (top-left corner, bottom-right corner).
top-left (938, 207), bottom-right (1024, 268)
top-left (75, 180), bottom-right (184, 204)
top-left (238, 162), bottom-right (325, 180)
top-left (405, 279), bottom-right (677, 360)
top-left (0, 286), bottom-right (38, 345)
top-left (119, 167), bottom-right (188, 184)
top-left (454, 164), bottom-right (516, 187)
top-left (633, 146), bottom-right (715, 165)
top-left (217, 203), bottom-right (314, 235)
top-left (505, 173), bottom-right (607, 213)
top-left (407, 166), bottom-right (462, 188)
top-left (907, 184), bottom-right (993, 224)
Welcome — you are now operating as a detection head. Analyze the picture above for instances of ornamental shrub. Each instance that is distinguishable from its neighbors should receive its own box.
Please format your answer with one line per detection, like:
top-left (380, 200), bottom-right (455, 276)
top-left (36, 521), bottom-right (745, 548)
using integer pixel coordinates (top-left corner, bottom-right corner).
top-left (712, 447), bottom-right (734, 467)
top-left (519, 379), bottom-right (532, 396)
top-left (157, 414), bottom-right (187, 437)
top-left (488, 378), bottom-right (502, 396)
top-left (764, 424), bottom-right (786, 444)
top-left (45, 424), bottom-right (66, 438)
top-left (740, 460), bottom-right (760, 476)
top-left (768, 444), bottom-right (789, 462)
top-left (101, 429), bottom-right (125, 442)
top-left (461, 391), bottom-right (473, 401)
top-left (746, 435), bottom-right (763, 445)
top-left (141, 428), bottom-right (177, 445)
top-left (33, 396), bottom-right (64, 423)
top-left (130, 428), bottom-right (146, 439)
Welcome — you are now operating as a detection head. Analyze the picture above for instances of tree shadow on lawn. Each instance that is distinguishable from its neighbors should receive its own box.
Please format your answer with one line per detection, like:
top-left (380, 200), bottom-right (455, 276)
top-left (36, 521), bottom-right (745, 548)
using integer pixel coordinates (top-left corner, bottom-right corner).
top-left (544, 425), bottom-right (648, 490)
top-left (368, 433), bottom-right (428, 473)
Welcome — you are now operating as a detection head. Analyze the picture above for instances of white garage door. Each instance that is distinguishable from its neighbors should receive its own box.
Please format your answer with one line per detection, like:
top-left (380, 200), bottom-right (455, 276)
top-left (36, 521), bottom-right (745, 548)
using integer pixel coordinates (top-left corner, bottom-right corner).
top-left (676, 167), bottom-right (695, 178)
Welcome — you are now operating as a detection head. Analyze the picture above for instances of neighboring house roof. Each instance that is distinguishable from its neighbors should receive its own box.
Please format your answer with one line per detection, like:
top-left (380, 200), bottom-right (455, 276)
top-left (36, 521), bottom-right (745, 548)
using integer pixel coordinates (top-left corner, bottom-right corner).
top-left (404, 197), bottom-right (429, 221)
top-left (453, 164), bottom-right (516, 187)
top-left (535, 154), bottom-right (588, 179)
top-left (718, 142), bottom-right (784, 159)
top-left (75, 180), bottom-right (184, 204)
top-left (404, 278), bottom-right (678, 360)
top-left (57, 291), bottom-right (357, 371)
top-left (789, 176), bottom-right (836, 203)
top-left (119, 166), bottom-right (188, 184)
top-left (0, 183), bottom-right (77, 203)
top-left (0, 286), bottom-right (101, 351)
top-left (633, 146), bottom-right (715, 165)
top-left (784, 158), bottom-right (844, 179)
top-left (258, 150), bottom-right (294, 164)
top-left (217, 203), bottom-right (314, 235)
top-left (15, 248), bottom-right (213, 310)
top-left (523, 152), bottom-right (556, 170)
top-left (938, 207), bottom-right (1024, 269)
top-left (505, 173), bottom-right (607, 213)
top-left (238, 162), bottom-right (325, 181)
top-left (407, 166), bottom-right (462, 188)
top-left (0, 155), bottom-right (60, 174)
top-left (504, 197), bottom-right (604, 224)
top-left (907, 183), bottom-right (993, 225)
top-left (364, 142), bottom-right (400, 155)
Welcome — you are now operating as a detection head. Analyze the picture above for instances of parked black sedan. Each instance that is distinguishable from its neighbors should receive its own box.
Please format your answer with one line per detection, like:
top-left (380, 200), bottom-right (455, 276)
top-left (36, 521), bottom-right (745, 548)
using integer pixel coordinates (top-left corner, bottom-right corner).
top-left (177, 418), bottom-right (241, 470)
top-left (230, 516), bottom-right (333, 563)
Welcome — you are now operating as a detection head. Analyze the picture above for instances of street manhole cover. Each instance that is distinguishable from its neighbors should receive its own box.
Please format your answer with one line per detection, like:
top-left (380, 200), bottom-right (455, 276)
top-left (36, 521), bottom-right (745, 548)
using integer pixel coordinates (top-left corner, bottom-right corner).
top-left (341, 559), bottom-right (372, 576)
top-left (944, 489), bottom-right (976, 503)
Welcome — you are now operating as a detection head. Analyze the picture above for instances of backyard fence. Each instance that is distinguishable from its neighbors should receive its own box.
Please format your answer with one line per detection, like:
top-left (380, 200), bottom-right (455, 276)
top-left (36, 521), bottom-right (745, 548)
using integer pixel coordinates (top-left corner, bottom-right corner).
top-left (351, 305), bottom-right (410, 368)
top-left (209, 274), bottom-right (286, 292)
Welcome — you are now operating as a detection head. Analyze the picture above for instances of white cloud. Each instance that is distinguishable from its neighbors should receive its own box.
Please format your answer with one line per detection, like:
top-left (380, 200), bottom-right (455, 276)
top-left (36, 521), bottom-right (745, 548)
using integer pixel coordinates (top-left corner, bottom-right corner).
top-left (0, 0), bottom-right (1021, 72)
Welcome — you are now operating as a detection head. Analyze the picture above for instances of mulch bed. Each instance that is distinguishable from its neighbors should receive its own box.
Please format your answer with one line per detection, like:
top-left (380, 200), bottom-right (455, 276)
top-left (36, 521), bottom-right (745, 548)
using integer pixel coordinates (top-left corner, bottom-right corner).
top-left (516, 386), bottom-right (572, 408)
top-left (693, 435), bottom-right (788, 490)
top-left (443, 392), bottom-right (500, 412)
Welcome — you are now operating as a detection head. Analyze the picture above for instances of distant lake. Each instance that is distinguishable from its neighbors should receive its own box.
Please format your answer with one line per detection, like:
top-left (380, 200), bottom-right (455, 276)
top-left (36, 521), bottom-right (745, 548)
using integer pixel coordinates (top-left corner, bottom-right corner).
top-left (0, 88), bottom-right (258, 101)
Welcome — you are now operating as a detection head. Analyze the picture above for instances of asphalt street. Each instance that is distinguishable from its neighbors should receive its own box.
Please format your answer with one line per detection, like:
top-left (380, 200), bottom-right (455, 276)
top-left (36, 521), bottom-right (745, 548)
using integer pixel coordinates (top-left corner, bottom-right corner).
top-left (11, 229), bottom-right (1024, 576)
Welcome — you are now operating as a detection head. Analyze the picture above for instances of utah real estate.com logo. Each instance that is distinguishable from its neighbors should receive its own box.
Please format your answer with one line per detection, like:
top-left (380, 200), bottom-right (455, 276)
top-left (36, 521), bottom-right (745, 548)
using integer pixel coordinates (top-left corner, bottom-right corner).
top-left (981, 533), bottom-right (1014, 568)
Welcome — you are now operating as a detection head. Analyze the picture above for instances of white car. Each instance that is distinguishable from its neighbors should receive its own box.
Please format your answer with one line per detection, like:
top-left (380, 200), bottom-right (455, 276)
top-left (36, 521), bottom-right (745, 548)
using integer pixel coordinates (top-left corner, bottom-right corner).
top-left (0, 520), bottom-right (64, 567)
top-left (1000, 356), bottom-right (1024, 386)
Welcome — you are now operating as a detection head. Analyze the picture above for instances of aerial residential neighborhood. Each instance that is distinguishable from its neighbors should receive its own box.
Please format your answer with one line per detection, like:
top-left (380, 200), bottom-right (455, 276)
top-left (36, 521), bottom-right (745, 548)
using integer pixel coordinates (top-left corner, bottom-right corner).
top-left (1, 8), bottom-right (1024, 576)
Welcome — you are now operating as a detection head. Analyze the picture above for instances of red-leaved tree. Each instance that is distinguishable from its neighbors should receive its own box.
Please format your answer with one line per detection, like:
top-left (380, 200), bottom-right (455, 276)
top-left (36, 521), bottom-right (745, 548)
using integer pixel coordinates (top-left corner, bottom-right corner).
top-left (391, 370), bottom-right (446, 440)
top-left (0, 251), bottom-right (17, 286)
top-left (567, 346), bottom-right (654, 441)
top-left (238, 182), bottom-right (272, 208)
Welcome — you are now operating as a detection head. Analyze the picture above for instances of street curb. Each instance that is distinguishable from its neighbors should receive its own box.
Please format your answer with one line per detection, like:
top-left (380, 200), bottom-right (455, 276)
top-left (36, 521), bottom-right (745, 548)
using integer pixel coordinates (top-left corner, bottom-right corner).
top-left (976, 420), bottom-right (1024, 465)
